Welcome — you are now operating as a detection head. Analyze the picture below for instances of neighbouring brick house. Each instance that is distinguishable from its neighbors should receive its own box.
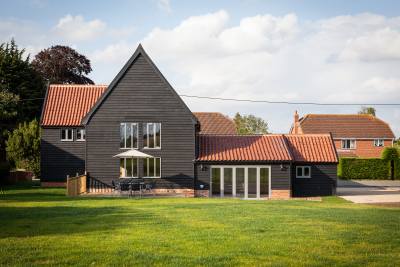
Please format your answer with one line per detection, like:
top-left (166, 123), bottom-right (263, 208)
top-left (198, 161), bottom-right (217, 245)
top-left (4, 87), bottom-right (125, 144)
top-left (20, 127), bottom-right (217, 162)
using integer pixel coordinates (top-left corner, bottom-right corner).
top-left (40, 44), bottom-right (338, 198)
top-left (290, 111), bottom-right (396, 158)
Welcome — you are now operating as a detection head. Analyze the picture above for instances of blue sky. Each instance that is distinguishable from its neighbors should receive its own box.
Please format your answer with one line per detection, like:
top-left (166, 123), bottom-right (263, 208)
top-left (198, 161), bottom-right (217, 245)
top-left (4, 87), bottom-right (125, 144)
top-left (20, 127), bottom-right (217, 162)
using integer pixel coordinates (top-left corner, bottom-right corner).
top-left (1, 0), bottom-right (400, 136)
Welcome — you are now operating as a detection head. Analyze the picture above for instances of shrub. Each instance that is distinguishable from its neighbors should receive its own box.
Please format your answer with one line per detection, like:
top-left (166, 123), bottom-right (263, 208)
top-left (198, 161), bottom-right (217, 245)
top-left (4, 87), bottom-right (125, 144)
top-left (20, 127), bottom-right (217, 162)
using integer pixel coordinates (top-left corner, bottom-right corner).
top-left (395, 158), bottom-right (400, 180)
top-left (6, 119), bottom-right (40, 177)
top-left (381, 147), bottom-right (400, 161)
top-left (381, 147), bottom-right (400, 180)
top-left (338, 158), bottom-right (389, 180)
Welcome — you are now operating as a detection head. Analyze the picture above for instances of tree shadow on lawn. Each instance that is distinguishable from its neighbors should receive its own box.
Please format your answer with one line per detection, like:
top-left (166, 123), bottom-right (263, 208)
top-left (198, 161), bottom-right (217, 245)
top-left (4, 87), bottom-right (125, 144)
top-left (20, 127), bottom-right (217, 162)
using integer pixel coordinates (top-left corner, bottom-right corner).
top-left (0, 205), bottom-right (171, 238)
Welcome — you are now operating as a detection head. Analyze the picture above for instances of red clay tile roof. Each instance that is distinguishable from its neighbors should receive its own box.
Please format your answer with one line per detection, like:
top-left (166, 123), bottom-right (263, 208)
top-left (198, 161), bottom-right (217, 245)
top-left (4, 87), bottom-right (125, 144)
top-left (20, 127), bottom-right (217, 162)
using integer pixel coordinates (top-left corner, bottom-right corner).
top-left (298, 114), bottom-right (395, 139)
top-left (285, 134), bottom-right (338, 163)
top-left (197, 134), bottom-right (338, 163)
top-left (193, 112), bottom-right (237, 135)
top-left (41, 84), bottom-right (107, 126)
top-left (197, 135), bottom-right (292, 161)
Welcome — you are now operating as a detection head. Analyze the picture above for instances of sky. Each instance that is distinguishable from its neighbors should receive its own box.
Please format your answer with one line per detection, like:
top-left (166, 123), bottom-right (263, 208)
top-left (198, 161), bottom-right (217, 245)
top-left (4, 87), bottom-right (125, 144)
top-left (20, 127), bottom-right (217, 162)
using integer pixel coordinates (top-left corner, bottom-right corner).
top-left (1, 0), bottom-right (400, 136)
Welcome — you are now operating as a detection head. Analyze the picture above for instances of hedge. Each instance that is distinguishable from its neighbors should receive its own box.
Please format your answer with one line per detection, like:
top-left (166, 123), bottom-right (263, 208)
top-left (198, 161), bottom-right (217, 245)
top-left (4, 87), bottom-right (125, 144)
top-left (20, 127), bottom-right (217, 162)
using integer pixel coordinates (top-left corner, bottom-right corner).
top-left (395, 158), bottom-right (400, 179)
top-left (338, 158), bottom-right (390, 180)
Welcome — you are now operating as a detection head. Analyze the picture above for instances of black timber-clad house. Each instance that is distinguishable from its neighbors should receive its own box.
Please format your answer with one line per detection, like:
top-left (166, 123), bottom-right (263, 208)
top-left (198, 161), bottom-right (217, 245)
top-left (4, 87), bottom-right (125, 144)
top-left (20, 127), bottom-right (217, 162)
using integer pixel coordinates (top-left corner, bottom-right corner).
top-left (40, 44), bottom-right (339, 198)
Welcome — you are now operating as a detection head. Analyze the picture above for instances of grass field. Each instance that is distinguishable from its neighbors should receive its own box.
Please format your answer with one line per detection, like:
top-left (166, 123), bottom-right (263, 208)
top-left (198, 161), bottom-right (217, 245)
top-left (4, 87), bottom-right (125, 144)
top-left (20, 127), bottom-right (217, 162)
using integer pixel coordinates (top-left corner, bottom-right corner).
top-left (0, 186), bottom-right (399, 266)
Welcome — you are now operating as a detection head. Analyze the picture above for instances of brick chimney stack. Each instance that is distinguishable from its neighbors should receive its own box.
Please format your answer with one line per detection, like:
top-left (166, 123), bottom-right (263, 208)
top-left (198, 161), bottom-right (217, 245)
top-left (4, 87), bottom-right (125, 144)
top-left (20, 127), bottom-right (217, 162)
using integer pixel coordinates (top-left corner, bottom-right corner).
top-left (293, 110), bottom-right (299, 134)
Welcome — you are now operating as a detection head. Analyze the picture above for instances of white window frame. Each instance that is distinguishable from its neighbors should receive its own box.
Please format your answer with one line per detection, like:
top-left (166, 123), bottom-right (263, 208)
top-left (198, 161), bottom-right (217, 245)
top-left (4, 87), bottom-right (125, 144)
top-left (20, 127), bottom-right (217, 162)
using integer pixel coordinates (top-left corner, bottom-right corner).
top-left (296, 166), bottom-right (311, 178)
top-left (143, 157), bottom-right (161, 178)
top-left (341, 139), bottom-right (356, 150)
top-left (120, 123), bottom-right (138, 149)
top-left (76, 129), bottom-right (86, 141)
top-left (119, 158), bottom-right (139, 178)
top-left (61, 129), bottom-right (74, 141)
top-left (144, 123), bottom-right (161, 149)
top-left (373, 139), bottom-right (384, 147)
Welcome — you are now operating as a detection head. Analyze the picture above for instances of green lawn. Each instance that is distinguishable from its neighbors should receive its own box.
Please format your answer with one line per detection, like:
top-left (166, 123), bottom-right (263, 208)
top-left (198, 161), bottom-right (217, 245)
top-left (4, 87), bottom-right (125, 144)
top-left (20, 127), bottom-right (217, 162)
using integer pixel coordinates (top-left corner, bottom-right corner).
top-left (0, 187), bottom-right (399, 266)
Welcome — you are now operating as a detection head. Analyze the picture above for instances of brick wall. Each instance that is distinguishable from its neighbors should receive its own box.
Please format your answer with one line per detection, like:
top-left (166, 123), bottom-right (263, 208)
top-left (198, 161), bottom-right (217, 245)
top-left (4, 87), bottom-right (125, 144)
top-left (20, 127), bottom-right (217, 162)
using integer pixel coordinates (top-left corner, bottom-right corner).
top-left (334, 139), bottom-right (393, 158)
top-left (270, 190), bottom-right (291, 199)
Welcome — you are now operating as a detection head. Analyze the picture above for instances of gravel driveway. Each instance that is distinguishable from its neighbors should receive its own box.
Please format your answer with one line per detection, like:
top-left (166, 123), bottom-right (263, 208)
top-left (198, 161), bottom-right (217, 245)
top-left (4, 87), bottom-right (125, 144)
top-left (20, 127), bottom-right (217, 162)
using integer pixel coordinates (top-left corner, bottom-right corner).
top-left (337, 179), bottom-right (400, 204)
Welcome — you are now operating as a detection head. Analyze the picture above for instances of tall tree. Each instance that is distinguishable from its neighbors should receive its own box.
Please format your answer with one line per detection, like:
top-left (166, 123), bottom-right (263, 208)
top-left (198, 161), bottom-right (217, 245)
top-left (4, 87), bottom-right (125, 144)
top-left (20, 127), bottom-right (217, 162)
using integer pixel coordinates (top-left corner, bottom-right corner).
top-left (32, 45), bottom-right (94, 84)
top-left (0, 39), bottom-right (45, 162)
top-left (358, 106), bottom-right (376, 116)
top-left (0, 39), bottom-right (45, 120)
top-left (0, 91), bottom-right (19, 162)
top-left (233, 112), bottom-right (269, 135)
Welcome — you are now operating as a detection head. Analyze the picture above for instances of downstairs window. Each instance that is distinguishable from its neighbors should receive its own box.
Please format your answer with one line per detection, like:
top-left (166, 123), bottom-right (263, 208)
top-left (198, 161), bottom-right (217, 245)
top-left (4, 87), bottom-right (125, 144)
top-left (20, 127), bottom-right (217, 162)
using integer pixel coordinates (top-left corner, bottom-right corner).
top-left (144, 158), bottom-right (161, 178)
top-left (120, 158), bottom-right (138, 178)
top-left (296, 166), bottom-right (311, 178)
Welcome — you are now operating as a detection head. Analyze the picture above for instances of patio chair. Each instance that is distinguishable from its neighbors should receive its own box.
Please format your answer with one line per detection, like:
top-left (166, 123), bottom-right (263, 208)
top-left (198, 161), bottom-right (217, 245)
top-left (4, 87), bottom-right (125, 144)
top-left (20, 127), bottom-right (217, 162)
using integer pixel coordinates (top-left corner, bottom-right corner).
top-left (143, 182), bottom-right (155, 196)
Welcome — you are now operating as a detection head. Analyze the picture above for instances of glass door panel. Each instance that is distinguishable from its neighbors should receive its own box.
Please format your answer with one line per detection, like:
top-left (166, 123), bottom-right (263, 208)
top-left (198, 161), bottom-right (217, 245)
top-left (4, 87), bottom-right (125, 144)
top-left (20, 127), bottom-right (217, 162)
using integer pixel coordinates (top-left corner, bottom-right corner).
top-left (236, 168), bottom-right (245, 198)
top-left (248, 168), bottom-right (257, 198)
top-left (211, 168), bottom-right (221, 197)
top-left (224, 168), bottom-right (233, 196)
top-left (260, 168), bottom-right (269, 197)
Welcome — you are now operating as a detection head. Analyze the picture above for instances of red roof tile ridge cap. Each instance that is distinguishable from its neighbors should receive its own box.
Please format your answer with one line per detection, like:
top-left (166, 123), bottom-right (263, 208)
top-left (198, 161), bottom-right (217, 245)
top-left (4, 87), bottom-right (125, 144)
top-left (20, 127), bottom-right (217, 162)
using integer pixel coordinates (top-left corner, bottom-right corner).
top-left (285, 134), bottom-right (331, 137)
top-left (49, 84), bottom-right (108, 88)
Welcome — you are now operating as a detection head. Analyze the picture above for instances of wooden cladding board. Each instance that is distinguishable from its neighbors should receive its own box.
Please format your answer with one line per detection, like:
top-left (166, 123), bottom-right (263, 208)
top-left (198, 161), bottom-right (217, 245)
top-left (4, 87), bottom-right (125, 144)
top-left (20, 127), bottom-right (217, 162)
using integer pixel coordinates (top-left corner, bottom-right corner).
top-left (86, 54), bottom-right (196, 187)
top-left (41, 128), bottom-right (85, 182)
top-left (291, 164), bottom-right (337, 197)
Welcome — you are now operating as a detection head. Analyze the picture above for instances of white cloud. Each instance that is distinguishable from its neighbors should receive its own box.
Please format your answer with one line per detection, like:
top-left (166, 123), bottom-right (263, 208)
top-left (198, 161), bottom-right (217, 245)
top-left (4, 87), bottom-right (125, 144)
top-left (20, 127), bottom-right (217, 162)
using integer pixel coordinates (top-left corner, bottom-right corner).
top-left (91, 42), bottom-right (135, 63)
top-left (157, 0), bottom-right (172, 13)
top-left (53, 15), bottom-right (134, 42)
top-left (54, 15), bottom-right (106, 42)
top-left (139, 10), bottom-right (400, 135)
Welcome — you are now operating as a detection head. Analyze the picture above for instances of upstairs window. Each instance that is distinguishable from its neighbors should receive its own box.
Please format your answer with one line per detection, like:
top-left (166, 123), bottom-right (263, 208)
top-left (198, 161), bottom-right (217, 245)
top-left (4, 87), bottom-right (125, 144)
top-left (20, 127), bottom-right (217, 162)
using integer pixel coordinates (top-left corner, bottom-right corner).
top-left (341, 139), bottom-right (356, 149)
top-left (61, 129), bottom-right (73, 141)
top-left (143, 123), bottom-right (161, 149)
top-left (76, 129), bottom-right (86, 141)
top-left (120, 123), bottom-right (138, 149)
top-left (144, 157), bottom-right (161, 178)
top-left (374, 139), bottom-right (384, 147)
top-left (296, 166), bottom-right (311, 178)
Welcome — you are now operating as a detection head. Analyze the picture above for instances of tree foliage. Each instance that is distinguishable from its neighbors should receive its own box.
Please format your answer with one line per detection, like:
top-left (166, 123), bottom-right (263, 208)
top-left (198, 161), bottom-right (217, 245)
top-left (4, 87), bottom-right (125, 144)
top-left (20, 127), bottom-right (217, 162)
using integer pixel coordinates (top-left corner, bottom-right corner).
top-left (233, 112), bottom-right (269, 135)
top-left (0, 90), bottom-right (19, 120)
top-left (6, 119), bottom-right (41, 177)
top-left (0, 39), bottom-right (45, 121)
top-left (32, 45), bottom-right (94, 84)
top-left (381, 147), bottom-right (400, 161)
top-left (358, 106), bottom-right (376, 116)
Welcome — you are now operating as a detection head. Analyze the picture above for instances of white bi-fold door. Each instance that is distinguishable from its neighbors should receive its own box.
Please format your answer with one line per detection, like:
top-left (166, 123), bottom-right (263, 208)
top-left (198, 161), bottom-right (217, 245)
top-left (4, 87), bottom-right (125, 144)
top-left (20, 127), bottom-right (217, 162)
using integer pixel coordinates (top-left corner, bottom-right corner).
top-left (210, 166), bottom-right (271, 199)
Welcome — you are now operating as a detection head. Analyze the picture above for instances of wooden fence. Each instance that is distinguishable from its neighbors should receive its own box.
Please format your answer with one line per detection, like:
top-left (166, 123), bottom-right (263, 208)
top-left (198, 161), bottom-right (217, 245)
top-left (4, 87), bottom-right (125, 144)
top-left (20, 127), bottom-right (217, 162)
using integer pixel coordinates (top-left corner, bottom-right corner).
top-left (66, 174), bottom-right (87, 196)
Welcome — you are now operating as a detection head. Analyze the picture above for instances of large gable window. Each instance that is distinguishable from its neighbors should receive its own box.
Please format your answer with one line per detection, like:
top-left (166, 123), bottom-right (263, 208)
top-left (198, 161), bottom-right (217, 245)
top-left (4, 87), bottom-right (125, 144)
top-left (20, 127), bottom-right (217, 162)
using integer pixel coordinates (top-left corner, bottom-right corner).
top-left (144, 158), bottom-right (161, 178)
top-left (120, 123), bottom-right (138, 149)
top-left (61, 129), bottom-right (74, 141)
top-left (143, 123), bottom-right (161, 149)
top-left (119, 158), bottom-right (138, 178)
top-left (341, 139), bottom-right (356, 149)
